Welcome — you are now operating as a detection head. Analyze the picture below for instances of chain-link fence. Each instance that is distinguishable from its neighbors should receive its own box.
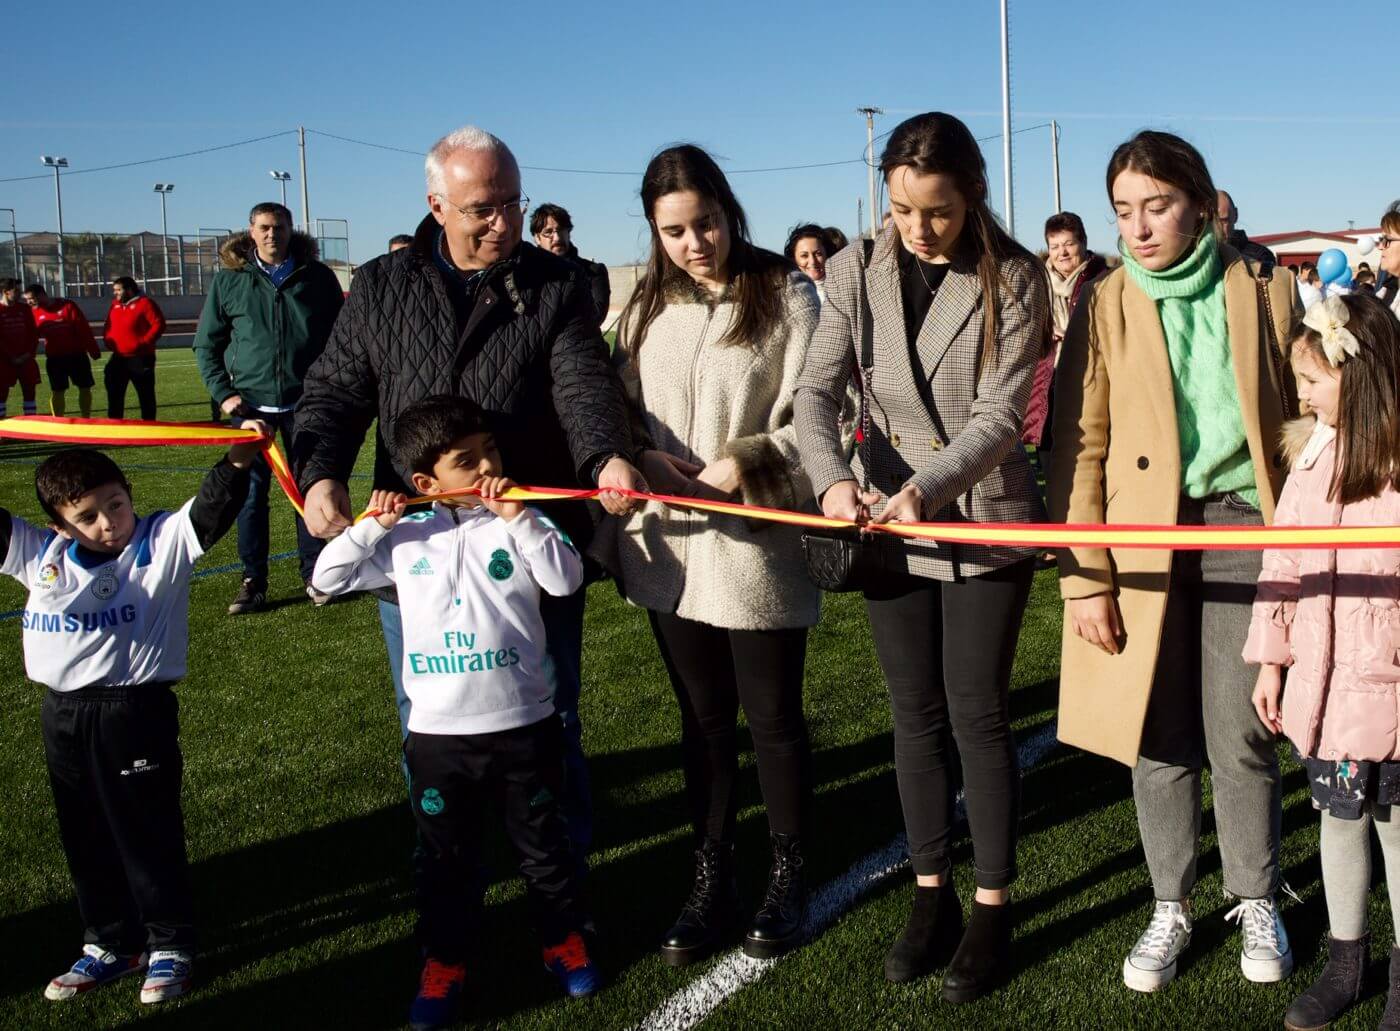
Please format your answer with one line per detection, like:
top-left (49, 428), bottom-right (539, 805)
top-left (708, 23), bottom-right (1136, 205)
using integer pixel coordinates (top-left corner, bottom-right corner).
top-left (0, 225), bottom-right (354, 298)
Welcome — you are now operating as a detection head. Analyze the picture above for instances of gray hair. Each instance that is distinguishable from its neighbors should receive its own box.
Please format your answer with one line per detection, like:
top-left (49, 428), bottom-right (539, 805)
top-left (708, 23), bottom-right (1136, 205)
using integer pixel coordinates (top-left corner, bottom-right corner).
top-left (425, 126), bottom-right (511, 196)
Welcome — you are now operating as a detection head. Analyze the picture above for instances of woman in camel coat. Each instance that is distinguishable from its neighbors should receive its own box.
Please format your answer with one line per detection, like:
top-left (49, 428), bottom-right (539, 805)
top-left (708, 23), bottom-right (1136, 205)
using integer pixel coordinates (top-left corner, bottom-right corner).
top-left (1046, 130), bottom-right (1299, 995)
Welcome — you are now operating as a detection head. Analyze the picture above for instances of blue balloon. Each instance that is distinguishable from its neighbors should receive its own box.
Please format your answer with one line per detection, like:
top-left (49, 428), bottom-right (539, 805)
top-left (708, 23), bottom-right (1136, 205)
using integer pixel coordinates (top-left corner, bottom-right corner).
top-left (1317, 248), bottom-right (1349, 284)
top-left (1335, 267), bottom-right (1353, 289)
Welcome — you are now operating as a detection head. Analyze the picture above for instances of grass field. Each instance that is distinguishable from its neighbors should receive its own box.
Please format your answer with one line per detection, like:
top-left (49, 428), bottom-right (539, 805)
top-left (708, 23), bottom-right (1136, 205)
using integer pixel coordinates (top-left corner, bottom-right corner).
top-left (0, 358), bottom-right (1393, 1030)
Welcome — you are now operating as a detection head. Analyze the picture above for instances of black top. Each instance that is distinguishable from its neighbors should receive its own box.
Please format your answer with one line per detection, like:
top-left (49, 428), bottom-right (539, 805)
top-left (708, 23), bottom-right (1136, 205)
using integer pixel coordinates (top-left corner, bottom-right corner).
top-left (897, 244), bottom-right (951, 347)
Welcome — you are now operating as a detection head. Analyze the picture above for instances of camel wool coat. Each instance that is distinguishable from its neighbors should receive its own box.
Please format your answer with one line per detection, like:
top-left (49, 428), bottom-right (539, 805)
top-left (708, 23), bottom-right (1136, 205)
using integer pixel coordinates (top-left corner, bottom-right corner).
top-left (1045, 245), bottom-right (1300, 766)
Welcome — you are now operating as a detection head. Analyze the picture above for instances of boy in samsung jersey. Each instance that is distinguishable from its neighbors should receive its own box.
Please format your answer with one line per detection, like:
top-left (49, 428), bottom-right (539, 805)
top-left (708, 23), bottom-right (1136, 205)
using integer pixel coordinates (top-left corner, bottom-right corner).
top-left (311, 395), bottom-right (597, 1030)
top-left (2, 429), bottom-right (266, 1005)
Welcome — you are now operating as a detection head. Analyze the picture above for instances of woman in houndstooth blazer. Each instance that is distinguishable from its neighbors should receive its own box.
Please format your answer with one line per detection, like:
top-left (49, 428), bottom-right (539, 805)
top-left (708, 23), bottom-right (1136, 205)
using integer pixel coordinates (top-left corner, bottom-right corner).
top-left (794, 112), bottom-right (1048, 1003)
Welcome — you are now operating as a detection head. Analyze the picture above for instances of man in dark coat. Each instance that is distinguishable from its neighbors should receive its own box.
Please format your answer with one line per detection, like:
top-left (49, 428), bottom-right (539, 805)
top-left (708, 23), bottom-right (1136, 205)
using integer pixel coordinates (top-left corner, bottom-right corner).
top-left (1216, 190), bottom-right (1277, 267)
top-left (193, 201), bottom-right (344, 614)
top-left (292, 125), bottom-right (642, 871)
top-left (530, 203), bottom-right (611, 327)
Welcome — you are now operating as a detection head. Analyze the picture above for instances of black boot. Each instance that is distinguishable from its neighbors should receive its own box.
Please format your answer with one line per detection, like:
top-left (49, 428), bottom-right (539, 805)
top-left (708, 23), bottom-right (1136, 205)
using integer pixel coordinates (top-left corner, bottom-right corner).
top-left (1283, 933), bottom-right (1367, 1031)
top-left (942, 900), bottom-right (1013, 1003)
top-left (660, 839), bottom-right (739, 967)
top-left (1379, 944), bottom-right (1400, 1031)
top-left (743, 834), bottom-right (806, 959)
top-left (884, 881), bottom-right (963, 983)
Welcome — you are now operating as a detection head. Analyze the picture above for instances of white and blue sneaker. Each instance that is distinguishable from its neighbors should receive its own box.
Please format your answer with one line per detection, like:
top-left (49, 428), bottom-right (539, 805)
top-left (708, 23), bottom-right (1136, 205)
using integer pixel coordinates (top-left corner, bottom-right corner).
top-left (44, 944), bottom-right (146, 1000)
top-left (140, 950), bottom-right (193, 1004)
top-left (1225, 895), bottom-right (1293, 983)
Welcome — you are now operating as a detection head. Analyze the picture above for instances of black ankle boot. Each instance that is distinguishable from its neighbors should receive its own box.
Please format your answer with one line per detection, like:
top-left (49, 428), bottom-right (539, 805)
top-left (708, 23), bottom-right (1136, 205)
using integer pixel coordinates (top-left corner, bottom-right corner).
top-left (884, 881), bottom-right (963, 983)
top-left (1379, 945), bottom-right (1400, 1030)
top-left (743, 834), bottom-right (806, 959)
top-left (660, 839), bottom-right (739, 966)
top-left (941, 900), bottom-right (1013, 1003)
top-left (1283, 933), bottom-right (1367, 1031)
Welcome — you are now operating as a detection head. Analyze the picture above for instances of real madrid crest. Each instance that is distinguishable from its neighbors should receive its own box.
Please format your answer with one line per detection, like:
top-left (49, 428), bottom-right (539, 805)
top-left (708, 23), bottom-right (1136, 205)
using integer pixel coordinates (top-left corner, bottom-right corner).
top-left (91, 567), bottom-right (119, 601)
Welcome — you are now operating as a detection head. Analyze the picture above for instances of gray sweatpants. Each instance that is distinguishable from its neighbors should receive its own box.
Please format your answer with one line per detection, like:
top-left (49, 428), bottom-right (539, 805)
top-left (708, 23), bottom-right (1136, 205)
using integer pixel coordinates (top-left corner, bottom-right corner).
top-left (1133, 494), bottom-right (1282, 901)
top-left (1322, 807), bottom-right (1400, 943)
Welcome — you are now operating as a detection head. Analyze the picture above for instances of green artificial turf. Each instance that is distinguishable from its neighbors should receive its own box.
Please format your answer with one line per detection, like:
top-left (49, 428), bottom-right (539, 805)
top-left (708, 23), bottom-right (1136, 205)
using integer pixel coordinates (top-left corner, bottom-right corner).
top-left (0, 358), bottom-right (1392, 1029)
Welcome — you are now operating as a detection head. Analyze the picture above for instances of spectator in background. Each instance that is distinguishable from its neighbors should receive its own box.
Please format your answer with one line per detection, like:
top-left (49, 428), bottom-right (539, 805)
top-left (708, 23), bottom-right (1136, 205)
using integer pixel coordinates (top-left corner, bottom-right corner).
top-left (823, 226), bottom-right (849, 255)
top-left (1379, 201), bottom-right (1400, 319)
top-left (531, 203), bottom-right (610, 326)
top-left (784, 223), bottom-right (830, 303)
top-left (387, 234), bottom-right (413, 253)
top-left (0, 277), bottom-right (40, 418)
top-left (24, 284), bottom-right (99, 418)
top-left (1297, 261), bottom-right (1324, 309)
top-left (102, 276), bottom-right (166, 420)
top-left (1216, 190), bottom-right (1277, 266)
top-left (1354, 268), bottom-right (1376, 294)
top-left (193, 201), bottom-right (344, 615)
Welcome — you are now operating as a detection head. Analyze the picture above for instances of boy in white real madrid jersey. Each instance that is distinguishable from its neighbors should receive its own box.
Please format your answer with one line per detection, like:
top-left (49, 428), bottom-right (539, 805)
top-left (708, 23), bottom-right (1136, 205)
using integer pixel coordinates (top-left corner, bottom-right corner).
top-left (1, 429), bottom-right (266, 1005)
top-left (311, 396), bottom-right (597, 1029)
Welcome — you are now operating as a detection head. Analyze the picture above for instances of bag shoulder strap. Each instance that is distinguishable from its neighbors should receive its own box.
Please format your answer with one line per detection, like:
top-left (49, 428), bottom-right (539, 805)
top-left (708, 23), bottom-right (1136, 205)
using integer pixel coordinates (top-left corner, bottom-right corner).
top-left (1252, 262), bottom-right (1296, 420)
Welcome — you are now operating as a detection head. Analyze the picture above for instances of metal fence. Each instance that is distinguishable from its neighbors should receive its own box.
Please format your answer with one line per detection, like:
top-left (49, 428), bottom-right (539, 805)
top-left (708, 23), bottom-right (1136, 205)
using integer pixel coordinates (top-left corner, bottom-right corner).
top-left (0, 224), bottom-right (353, 298)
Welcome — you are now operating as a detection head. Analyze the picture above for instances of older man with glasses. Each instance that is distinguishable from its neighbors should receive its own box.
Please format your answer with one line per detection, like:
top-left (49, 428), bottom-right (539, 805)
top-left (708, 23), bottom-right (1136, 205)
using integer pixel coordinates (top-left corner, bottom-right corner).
top-left (292, 124), bottom-right (642, 900)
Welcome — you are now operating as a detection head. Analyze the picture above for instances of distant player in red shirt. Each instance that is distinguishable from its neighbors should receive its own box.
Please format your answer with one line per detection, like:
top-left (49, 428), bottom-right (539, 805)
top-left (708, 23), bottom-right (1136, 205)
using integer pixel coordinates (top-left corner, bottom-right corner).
top-left (0, 277), bottom-right (41, 418)
top-left (24, 283), bottom-right (100, 417)
top-left (102, 276), bottom-right (166, 420)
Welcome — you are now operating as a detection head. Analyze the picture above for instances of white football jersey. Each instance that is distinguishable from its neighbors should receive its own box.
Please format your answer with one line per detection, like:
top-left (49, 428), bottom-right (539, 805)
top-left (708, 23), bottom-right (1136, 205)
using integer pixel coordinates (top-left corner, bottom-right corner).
top-left (3, 502), bottom-right (205, 690)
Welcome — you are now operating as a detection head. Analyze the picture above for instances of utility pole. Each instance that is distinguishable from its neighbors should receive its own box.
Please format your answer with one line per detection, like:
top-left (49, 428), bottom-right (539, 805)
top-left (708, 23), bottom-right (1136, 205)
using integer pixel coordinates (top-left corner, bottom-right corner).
top-left (40, 156), bottom-right (68, 295)
top-left (297, 127), bottom-right (311, 235)
top-left (0, 208), bottom-right (17, 280)
top-left (999, 0), bottom-right (1015, 237)
top-left (856, 197), bottom-right (864, 242)
top-left (153, 184), bottom-right (175, 290)
top-left (1050, 119), bottom-right (1061, 214)
top-left (856, 107), bottom-right (883, 239)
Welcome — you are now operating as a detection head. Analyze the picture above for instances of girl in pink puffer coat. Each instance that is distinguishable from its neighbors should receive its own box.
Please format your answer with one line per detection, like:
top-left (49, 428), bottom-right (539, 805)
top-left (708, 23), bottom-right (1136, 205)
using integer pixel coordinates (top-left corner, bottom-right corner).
top-left (1244, 292), bottom-right (1400, 1031)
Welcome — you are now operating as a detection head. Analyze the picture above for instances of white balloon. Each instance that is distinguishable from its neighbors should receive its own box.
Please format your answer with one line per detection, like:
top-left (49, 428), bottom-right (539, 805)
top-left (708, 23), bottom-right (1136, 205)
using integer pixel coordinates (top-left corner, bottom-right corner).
top-left (1358, 235), bottom-right (1377, 256)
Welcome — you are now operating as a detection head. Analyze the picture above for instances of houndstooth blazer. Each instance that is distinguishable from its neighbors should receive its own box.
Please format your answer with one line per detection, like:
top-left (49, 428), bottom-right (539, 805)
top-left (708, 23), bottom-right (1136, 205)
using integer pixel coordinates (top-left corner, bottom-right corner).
top-left (794, 227), bottom-right (1050, 581)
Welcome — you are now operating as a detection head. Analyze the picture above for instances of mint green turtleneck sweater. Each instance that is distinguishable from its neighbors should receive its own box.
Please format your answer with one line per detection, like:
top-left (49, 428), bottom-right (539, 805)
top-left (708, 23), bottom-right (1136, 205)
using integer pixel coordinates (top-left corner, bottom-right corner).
top-left (1121, 233), bottom-right (1257, 507)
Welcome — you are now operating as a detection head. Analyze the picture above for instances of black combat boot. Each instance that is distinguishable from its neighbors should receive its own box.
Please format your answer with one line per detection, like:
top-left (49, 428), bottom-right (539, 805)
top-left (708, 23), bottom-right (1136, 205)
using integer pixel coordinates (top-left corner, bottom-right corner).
top-left (660, 839), bottom-right (739, 966)
top-left (743, 834), bottom-right (806, 959)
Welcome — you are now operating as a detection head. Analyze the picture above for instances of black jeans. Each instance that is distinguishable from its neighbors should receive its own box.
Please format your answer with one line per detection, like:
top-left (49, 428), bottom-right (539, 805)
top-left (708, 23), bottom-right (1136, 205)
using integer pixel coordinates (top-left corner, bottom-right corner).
top-left (865, 559), bottom-right (1034, 889)
top-left (232, 411), bottom-right (323, 583)
top-left (104, 354), bottom-right (157, 420)
top-left (648, 611), bottom-right (811, 842)
top-left (407, 718), bottom-right (586, 960)
top-left (41, 685), bottom-right (194, 953)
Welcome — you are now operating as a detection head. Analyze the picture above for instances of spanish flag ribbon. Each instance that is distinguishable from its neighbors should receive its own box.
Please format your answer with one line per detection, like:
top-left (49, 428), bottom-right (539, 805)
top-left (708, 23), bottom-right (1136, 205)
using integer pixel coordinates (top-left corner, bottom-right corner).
top-left (4, 416), bottom-right (1400, 552)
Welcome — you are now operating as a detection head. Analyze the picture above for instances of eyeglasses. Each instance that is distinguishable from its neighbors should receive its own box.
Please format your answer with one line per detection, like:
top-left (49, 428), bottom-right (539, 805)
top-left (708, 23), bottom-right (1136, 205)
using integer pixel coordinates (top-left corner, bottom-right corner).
top-left (537, 228), bottom-right (566, 239)
top-left (437, 194), bottom-right (529, 226)
top-left (1378, 235), bottom-right (1398, 250)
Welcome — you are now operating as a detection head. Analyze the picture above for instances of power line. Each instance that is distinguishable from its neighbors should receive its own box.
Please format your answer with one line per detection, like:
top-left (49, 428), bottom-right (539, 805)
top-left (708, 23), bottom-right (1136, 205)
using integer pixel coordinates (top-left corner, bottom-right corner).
top-left (0, 130), bottom-right (298, 184)
top-left (306, 127), bottom-right (862, 176)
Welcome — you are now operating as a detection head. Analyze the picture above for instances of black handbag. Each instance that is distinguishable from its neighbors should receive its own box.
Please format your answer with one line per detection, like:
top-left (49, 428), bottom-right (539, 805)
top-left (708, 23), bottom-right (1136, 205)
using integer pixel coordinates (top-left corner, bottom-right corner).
top-left (803, 240), bottom-right (880, 592)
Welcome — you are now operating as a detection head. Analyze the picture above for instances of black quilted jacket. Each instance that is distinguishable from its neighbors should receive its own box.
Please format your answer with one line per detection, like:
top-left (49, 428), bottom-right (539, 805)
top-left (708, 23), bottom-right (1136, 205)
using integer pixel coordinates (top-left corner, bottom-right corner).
top-left (292, 215), bottom-right (633, 546)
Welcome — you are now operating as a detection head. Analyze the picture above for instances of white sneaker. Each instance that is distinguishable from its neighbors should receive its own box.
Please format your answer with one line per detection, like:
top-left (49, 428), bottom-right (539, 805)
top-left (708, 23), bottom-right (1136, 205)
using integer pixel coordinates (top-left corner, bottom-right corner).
top-left (1123, 899), bottom-right (1193, 992)
top-left (139, 950), bottom-right (193, 1004)
top-left (1225, 895), bottom-right (1293, 983)
top-left (44, 944), bottom-right (146, 1000)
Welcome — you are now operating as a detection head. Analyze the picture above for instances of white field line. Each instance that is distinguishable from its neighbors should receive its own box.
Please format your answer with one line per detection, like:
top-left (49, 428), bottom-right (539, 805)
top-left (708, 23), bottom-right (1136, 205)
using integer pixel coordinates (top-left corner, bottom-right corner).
top-left (632, 718), bottom-right (1061, 1031)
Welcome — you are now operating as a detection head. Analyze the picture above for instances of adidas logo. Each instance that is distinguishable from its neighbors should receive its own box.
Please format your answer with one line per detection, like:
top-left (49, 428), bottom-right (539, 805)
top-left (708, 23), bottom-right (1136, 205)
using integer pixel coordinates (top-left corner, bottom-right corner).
top-left (408, 557), bottom-right (434, 576)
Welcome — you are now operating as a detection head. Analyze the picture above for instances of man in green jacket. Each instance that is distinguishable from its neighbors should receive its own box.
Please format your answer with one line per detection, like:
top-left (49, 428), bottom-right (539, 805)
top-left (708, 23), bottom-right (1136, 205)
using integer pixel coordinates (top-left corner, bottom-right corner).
top-left (193, 202), bottom-right (344, 614)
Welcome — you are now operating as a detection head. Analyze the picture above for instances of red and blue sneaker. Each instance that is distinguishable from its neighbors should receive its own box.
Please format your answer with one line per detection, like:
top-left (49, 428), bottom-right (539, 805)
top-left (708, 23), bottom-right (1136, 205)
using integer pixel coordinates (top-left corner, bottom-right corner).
top-left (140, 950), bottom-right (193, 1003)
top-left (408, 956), bottom-right (466, 1031)
top-left (44, 945), bottom-right (146, 1001)
top-left (542, 931), bottom-right (601, 998)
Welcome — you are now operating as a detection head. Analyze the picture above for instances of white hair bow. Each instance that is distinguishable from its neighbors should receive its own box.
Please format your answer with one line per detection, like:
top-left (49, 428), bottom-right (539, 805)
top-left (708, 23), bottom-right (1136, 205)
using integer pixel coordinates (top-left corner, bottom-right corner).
top-left (1302, 296), bottom-right (1360, 367)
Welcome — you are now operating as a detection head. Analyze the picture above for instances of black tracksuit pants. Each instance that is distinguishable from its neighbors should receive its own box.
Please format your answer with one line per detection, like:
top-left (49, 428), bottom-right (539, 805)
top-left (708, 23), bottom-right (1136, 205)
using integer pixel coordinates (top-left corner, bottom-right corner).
top-left (41, 684), bottom-right (194, 953)
top-left (406, 717), bottom-right (586, 961)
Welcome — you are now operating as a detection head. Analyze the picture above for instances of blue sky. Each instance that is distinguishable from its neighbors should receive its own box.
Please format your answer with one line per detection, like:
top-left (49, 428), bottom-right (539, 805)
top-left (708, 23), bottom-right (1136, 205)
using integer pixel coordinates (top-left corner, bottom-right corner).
top-left (3, 0), bottom-right (1395, 267)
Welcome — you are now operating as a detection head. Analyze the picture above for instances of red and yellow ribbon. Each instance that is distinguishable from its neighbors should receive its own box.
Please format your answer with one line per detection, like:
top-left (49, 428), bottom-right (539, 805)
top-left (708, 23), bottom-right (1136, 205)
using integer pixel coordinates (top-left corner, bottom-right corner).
top-left (4, 416), bottom-right (1399, 552)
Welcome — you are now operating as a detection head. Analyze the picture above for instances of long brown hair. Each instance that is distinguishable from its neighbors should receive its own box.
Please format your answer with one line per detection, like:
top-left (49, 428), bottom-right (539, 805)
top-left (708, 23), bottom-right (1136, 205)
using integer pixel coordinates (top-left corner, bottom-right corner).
top-left (1290, 293), bottom-right (1400, 504)
top-left (618, 144), bottom-right (788, 354)
top-left (1105, 130), bottom-right (1219, 248)
top-left (879, 112), bottom-right (1036, 364)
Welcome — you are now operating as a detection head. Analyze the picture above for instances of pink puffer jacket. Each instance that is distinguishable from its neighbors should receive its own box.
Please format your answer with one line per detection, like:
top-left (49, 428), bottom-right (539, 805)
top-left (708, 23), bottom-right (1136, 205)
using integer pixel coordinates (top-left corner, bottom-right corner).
top-left (1243, 418), bottom-right (1400, 762)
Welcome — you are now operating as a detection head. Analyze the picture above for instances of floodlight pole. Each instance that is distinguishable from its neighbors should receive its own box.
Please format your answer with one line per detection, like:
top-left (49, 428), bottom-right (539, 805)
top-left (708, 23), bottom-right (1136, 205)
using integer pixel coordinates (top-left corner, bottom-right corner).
top-left (1051, 119), bottom-right (1061, 214)
top-left (298, 127), bottom-right (311, 234)
top-left (41, 156), bottom-right (69, 295)
top-left (999, 0), bottom-right (1015, 236)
